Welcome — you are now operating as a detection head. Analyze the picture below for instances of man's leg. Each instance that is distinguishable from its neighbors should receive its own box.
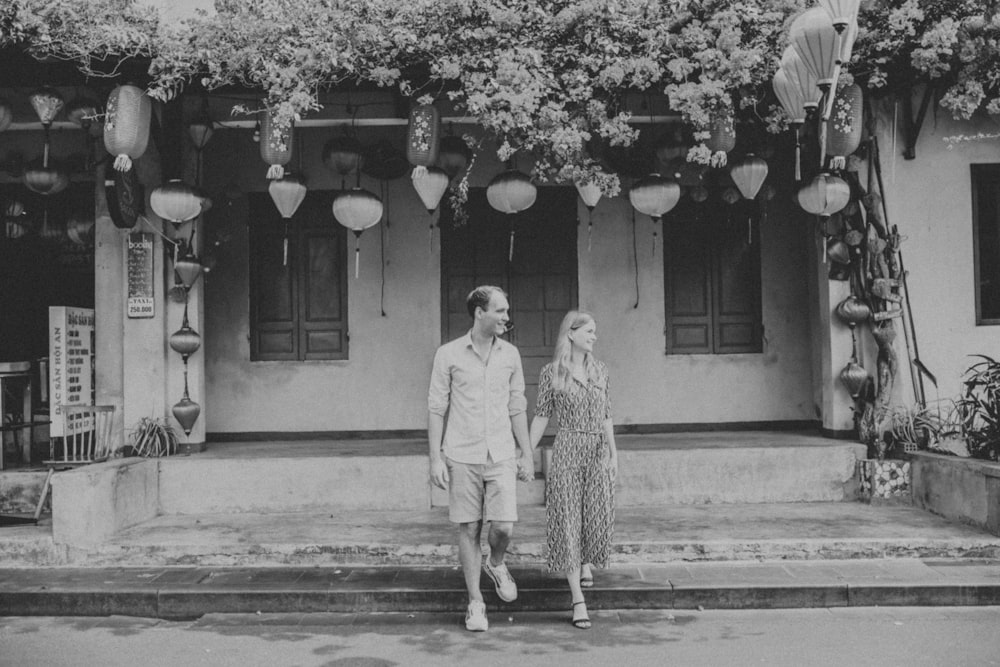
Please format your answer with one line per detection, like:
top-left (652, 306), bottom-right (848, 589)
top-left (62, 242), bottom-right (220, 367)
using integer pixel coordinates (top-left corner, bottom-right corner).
top-left (486, 521), bottom-right (512, 566)
top-left (458, 520), bottom-right (484, 602)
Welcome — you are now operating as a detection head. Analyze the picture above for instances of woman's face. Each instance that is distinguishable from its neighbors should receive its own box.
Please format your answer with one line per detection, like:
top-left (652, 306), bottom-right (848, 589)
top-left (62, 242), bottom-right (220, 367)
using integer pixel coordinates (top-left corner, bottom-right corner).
top-left (569, 319), bottom-right (597, 354)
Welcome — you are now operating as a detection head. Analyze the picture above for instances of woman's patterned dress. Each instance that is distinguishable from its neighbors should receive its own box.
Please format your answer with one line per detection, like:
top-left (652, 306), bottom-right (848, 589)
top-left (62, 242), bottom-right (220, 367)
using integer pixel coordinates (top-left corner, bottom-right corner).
top-left (534, 360), bottom-right (615, 573)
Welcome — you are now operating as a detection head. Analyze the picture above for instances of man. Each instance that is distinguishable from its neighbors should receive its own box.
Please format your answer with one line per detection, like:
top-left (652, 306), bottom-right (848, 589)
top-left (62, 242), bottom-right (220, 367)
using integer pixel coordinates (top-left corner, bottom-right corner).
top-left (428, 285), bottom-right (534, 632)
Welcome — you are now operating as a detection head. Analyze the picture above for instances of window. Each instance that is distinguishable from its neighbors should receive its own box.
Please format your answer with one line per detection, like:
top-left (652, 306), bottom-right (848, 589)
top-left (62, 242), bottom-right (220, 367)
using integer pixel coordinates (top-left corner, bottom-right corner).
top-left (971, 165), bottom-right (1000, 325)
top-left (663, 197), bottom-right (762, 354)
top-left (249, 191), bottom-right (348, 360)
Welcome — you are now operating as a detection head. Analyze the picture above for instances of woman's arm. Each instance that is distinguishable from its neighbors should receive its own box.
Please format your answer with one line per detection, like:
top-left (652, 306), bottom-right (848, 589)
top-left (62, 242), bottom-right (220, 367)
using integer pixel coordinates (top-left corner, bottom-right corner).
top-left (603, 417), bottom-right (618, 479)
top-left (528, 415), bottom-right (550, 452)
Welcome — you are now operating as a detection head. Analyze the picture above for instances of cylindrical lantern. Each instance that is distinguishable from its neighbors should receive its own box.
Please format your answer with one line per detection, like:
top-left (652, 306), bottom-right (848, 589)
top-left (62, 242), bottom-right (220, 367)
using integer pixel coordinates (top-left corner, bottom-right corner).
top-left (106, 166), bottom-right (144, 229)
top-left (705, 115), bottom-right (736, 166)
top-left (259, 109), bottom-right (293, 179)
top-left (150, 180), bottom-right (202, 225)
top-left (797, 173), bottom-right (850, 216)
top-left (24, 162), bottom-right (69, 196)
top-left (333, 188), bottom-right (384, 279)
top-left (103, 85), bottom-right (151, 172)
top-left (835, 295), bottom-right (871, 328)
top-left (322, 135), bottom-right (362, 186)
top-left (406, 104), bottom-right (441, 175)
top-left (486, 170), bottom-right (537, 214)
top-left (730, 155), bottom-right (768, 200)
top-left (29, 87), bottom-right (64, 127)
top-left (840, 357), bottom-right (868, 398)
top-left (437, 135), bottom-right (471, 180)
top-left (269, 174), bottom-right (307, 265)
top-left (0, 99), bottom-right (12, 133)
top-left (412, 166), bottom-right (450, 214)
top-left (629, 174), bottom-right (680, 223)
top-left (825, 83), bottom-right (864, 170)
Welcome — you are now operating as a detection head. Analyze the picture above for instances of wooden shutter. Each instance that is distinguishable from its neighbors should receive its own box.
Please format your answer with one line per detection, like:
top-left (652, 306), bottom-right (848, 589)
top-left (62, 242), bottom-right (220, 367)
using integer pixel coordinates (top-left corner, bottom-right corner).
top-left (665, 213), bottom-right (713, 354)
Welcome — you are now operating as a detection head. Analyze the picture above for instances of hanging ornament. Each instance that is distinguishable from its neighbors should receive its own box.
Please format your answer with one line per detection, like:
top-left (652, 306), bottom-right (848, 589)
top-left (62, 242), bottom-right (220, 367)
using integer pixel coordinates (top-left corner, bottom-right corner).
top-left (630, 173), bottom-right (680, 255)
top-left (0, 99), bottom-right (12, 133)
top-left (333, 188), bottom-right (383, 279)
top-left (575, 179), bottom-right (602, 252)
top-left (406, 103), bottom-right (441, 178)
top-left (825, 83), bottom-right (864, 170)
top-left (174, 251), bottom-right (204, 290)
top-left (169, 317), bottom-right (202, 361)
top-left (437, 135), bottom-right (471, 181)
top-left (839, 357), bottom-right (868, 398)
top-left (835, 294), bottom-right (871, 328)
top-left (411, 166), bottom-right (450, 249)
top-left (23, 160), bottom-right (69, 196)
top-left (322, 135), bottom-right (363, 188)
top-left (268, 174), bottom-right (307, 265)
top-left (720, 187), bottom-right (742, 205)
top-left (259, 109), bottom-right (293, 180)
top-left (689, 185), bottom-right (709, 203)
top-left (729, 155), bottom-right (768, 200)
top-left (826, 238), bottom-right (851, 264)
top-left (797, 173), bottom-right (850, 216)
top-left (105, 166), bottom-right (144, 229)
top-left (705, 115), bottom-right (736, 167)
top-left (487, 170), bottom-right (537, 261)
top-left (150, 180), bottom-right (202, 227)
top-left (790, 8), bottom-right (840, 97)
top-left (65, 216), bottom-right (95, 246)
top-left (773, 67), bottom-right (808, 181)
top-left (172, 391), bottom-right (201, 436)
top-left (104, 84), bottom-right (151, 172)
top-left (29, 86), bottom-right (64, 127)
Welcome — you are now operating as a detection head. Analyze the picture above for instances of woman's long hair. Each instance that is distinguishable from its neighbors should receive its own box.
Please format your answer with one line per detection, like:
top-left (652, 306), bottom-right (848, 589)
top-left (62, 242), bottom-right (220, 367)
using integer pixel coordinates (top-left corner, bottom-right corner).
top-left (550, 310), bottom-right (599, 392)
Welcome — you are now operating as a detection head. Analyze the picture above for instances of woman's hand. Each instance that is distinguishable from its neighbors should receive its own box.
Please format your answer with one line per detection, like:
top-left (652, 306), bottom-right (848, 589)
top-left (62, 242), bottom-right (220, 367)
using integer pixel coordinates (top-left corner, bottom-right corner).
top-left (608, 452), bottom-right (618, 481)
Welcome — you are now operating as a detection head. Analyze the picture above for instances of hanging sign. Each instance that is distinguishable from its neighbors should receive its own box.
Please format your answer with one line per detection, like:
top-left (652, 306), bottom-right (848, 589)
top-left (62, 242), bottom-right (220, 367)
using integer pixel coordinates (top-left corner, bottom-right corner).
top-left (48, 306), bottom-right (95, 437)
top-left (127, 232), bottom-right (155, 318)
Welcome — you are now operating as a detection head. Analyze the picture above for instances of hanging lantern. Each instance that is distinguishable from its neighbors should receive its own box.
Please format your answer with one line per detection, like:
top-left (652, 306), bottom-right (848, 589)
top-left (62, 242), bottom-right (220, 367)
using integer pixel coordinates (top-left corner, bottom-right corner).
top-left (150, 180), bottom-right (202, 226)
top-left (333, 188), bottom-right (384, 279)
top-left (174, 252), bottom-right (203, 290)
top-left (729, 155), bottom-right (768, 200)
top-left (780, 46), bottom-right (823, 118)
top-left (169, 323), bottom-right (202, 361)
top-left (106, 166), bottom-right (144, 229)
top-left (187, 117), bottom-right (214, 152)
top-left (835, 295), bottom-right (871, 328)
top-left (29, 87), bottom-right (64, 127)
top-left (487, 170), bottom-right (537, 214)
top-left (689, 185), bottom-right (709, 203)
top-left (406, 103), bottom-right (441, 176)
top-left (773, 69), bottom-right (807, 125)
top-left (720, 187), bottom-right (742, 205)
top-left (412, 166), bottom-right (450, 214)
top-left (66, 97), bottom-right (99, 130)
top-left (268, 174), bottom-right (307, 266)
top-left (575, 179), bottom-right (602, 253)
top-left (826, 238), bottom-right (851, 264)
top-left (705, 115), bottom-right (736, 167)
top-left (825, 83), bottom-right (864, 170)
top-left (629, 174), bottom-right (680, 223)
top-left (23, 161), bottom-right (69, 196)
top-left (172, 393), bottom-right (201, 436)
top-left (437, 135), bottom-right (471, 180)
top-left (6, 220), bottom-right (27, 239)
top-left (259, 109), bottom-right (293, 180)
top-left (65, 216), bottom-right (95, 246)
top-left (322, 135), bottom-right (362, 187)
top-left (0, 99), bottom-right (12, 133)
top-left (104, 84), bottom-right (151, 172)
top-left (797, 173), bottom-right (850, 216)
top-left (790, 8), bottom-right (840, 92)
top-left (839, 357), bottom-right (868, 398)
top-left (5, 200), bottom-right (24, 218)
top-left (818, 0), bottom-right (861, 33)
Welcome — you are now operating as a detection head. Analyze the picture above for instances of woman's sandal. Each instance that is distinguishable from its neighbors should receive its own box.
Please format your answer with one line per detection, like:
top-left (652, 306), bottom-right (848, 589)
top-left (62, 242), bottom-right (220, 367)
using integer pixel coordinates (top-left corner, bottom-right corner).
top-left (571, 601), bottom-right (591, 629)
top-left (580, 574), bottom-right (594, 588)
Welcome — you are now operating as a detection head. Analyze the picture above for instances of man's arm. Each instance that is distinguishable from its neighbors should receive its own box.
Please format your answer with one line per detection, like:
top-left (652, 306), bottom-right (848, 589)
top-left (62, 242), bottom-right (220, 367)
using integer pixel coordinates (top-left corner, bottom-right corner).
top-left (427, 348), bottom-right (450, 490)
top-left (508, 352), bottom-right (533, 480)
top-left (428, 412), bottom-right (448, 490)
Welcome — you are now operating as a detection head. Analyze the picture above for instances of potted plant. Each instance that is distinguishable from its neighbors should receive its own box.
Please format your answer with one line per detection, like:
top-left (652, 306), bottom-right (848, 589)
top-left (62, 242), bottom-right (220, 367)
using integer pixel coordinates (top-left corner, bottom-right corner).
top-left (958, 355), bottom-right (1000, 462)
top-left (127, 417), bottom-right (179, 457)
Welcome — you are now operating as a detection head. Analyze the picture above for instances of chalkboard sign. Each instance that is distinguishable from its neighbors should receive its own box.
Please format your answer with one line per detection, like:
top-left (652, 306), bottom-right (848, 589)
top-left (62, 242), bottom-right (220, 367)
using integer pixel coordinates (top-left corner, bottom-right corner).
top-left (127, 232), bottom-right (154, 318)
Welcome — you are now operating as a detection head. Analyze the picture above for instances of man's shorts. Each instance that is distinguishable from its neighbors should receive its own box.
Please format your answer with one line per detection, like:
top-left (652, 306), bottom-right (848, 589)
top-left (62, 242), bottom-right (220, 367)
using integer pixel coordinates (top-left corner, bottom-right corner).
top-left (446, 456), bottom-right (518, 524)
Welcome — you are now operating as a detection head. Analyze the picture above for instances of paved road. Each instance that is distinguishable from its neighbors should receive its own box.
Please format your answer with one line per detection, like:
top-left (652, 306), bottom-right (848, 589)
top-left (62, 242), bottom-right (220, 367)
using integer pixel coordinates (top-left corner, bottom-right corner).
top-left (2, 607), bottom-right (999, 666)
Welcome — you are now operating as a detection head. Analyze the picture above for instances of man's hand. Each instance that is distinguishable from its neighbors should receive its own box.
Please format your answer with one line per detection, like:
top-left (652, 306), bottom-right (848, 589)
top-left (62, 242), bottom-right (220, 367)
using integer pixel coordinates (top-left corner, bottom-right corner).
top-left (516, 450), bottom-right (534, 482)
top-left (429, 457), bottom-right (449, 490)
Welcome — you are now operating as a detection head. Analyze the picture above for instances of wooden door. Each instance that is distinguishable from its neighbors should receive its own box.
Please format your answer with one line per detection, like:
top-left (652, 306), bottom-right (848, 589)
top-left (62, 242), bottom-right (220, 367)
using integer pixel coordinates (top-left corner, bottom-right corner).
top-left (440, 186), bottom-right (578, 415)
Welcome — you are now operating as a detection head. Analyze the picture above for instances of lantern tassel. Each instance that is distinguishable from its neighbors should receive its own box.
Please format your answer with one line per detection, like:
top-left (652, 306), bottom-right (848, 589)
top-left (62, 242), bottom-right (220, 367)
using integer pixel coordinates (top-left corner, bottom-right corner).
top-left (794, 127), bottom-right (802, 182)
top-left (508, 228), bottom-right (515, 262)
top-left (283, 223), bottom-right (289, 267)
top-left (587, 220), bottom-right (593, 253)
top-left (830, 156), bottom-right (846, 171)
top-left (113, 154), bottom-right (133, 172)
top-left (266, 164), bottom-right (285, 180)
top-left (710, 151), bottom-right (728, 168)
top-left (747, 216), bottom-right (752, 246)
top-left (355, 244), bottom-right (360, 279)
top-left (652, 226), bottom-right (657, 258)
top-left (412, 165), bottom-right (428, 179)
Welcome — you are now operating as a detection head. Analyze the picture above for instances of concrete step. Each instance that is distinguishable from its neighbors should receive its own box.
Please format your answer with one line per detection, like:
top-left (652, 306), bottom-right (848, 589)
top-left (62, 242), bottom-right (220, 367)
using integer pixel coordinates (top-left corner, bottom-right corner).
top-left (3, 559), bottom-right (1000, 619)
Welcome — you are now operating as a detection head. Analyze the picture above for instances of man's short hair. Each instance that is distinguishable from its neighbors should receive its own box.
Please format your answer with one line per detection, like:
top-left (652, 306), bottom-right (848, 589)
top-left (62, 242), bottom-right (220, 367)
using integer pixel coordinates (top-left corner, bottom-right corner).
top-left (466, 285), bottom-right (506, 317)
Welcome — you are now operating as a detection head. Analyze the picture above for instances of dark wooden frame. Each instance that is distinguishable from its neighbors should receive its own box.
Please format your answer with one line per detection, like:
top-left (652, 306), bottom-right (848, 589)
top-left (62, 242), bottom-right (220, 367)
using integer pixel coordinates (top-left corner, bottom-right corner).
top-left (970, 164), bottom-right (1000, 326)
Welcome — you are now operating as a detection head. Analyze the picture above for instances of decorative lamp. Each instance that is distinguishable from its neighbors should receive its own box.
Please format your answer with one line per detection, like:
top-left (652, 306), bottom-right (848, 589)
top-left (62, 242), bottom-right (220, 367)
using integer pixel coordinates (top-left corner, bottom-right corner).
top-left (825, 83), bottom-right (864, 170)
top-left (487, 170), bottom-right (537, 214)
top-left (268, 174), bottom-right (307, 265)
top-left (106, 166), bottom-right (144, 229)
top-left (259, 109), bottom-right (293, 179)
top-left (437, 135), bottom-right (472, 180)
top-left (23, 161), bottom-right (69, 196)
top-left (333, 188), bottom-right (384, 279)
top-left (150, 180), bottom-right (202, 226)
top-left (773, 69), bottom-right (806, 125)
top-left (172, 393), bottom-right (201, 436)
top-left (104, 84), bottom-right (151, 172)
top-left (780, 46), bottom-right (823, 117)
top-left (817, 0), bottom-right (861, 32)
top-left (826, 238), bottom-right (850, 264)
top-left (575, 178), bottom-right (603, 252)
top-left (406, 103), bottom-right (441, 176)
top-left (720, 187), bottom-right (742, 205)
top-left (796, 173), bottom-right (850, 216)
top-left (412, 165), bottom-right (450, 214)
top-left (169, 321), bottom-right (202, 361)
top-left (322, 135), bottom-right (362, 188)
top-left (5, 200), bottom-right (24, 218)
top-left (0, 99), bottom-right (12, 133)
top-left (705, 115), bottom-right (736, 167)
top-left (174, 251), bottom-right (203, 290)
top-left (729, 155), bottom-right (768, 200)
top-left (839, 357), bottom-right (868, 398)
top-left (29, 86), bottom-right (64, 127)
top-left (5, 220), bottom-right (27, 239)
top-left (835, 295), bottom-right (871, 328)
top-left (187, 115), bottom-right (214, 152)
top-left (630, 173), bottom-right (680, 253)
top-left (790, 8), bottom-right (840, 92)
top-left (65, 216), bottom-right (95, 246)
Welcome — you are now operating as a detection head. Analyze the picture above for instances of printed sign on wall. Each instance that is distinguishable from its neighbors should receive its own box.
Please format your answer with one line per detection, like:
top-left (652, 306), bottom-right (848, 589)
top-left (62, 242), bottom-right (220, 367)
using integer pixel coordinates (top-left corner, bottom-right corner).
top-left (127, 232), bottom-right (155, 318)
top-left (48, 306), bottom-right (95, 437)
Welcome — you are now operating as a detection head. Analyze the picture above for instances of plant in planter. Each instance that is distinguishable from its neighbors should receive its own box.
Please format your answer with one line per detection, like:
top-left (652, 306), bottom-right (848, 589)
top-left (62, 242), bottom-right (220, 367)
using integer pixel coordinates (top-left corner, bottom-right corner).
top-left (128, 417), bottom-right (179, 457)
top-left (887, 399), bottom-right (968, 458)
top-left (958, 355), bottom-right (1000, 461)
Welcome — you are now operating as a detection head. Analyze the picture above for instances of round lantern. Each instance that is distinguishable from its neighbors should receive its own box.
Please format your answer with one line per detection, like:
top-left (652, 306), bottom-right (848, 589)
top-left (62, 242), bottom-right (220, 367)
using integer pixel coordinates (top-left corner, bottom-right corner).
top-left (150, 180), bottom-right (202, 226)
top-left (797, 173), bottom-right (850, 216)
top-left (0, 99), bottom-right (12, 133)
top-left (825, 83), bottom-right (864, 170)
top-left (826, 238), bottom-right (851, 264)
top-left (172, 393), bottom-right (201, 436)
top-left (487, 170), bottom-right (537, 214)
top-left (412, 166), bottom-right (450, 214)
top-left (23, 161), bottom-right (69, 196)
top-left (437, 135), bottom-right (472, 180)
top-left (839, 357), bottom-right (868, 398)
top-left (5, 200), bottom-right (24, 218)
top-left (104, 85), bottom-right (151, 172)
top-left (629, 174), bottom-right (680, 223)
top-left (406, 103), bottom-right (441, 176)
top-left (259, 109), bottom-right (293, 180)
top-left (106, 166), bottom-right (144, 229)
top-left (705, 115), bottom-right (736, 166)
top-left (689, 186), bottom-right (709, 203)
top-left (729, 155), bottom-right (768, 200)
top-left (322, 135), bottom-right (362, 187)
top-left (835, 295), bottom-right (871, 328)
top-left (720, 187), bottom-right (742, 205)
top-left (333, 188), bottom-right (384, 279)
top-left (174, 252), bottom-right (203, 290)
top-left (169, 322), bottom-right (202, 361)
top-left (268, 174), bottom-right (307, 265)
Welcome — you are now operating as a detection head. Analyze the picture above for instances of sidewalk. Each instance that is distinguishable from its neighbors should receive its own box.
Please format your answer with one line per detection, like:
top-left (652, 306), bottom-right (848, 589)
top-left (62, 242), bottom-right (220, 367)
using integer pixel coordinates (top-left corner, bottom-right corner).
top-left (2, 559), bottom-right (1000, 619)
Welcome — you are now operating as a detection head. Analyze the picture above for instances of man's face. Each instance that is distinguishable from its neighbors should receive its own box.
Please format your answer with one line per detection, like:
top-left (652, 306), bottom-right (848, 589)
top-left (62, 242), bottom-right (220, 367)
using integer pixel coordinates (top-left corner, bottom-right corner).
top-left (478, 291), bottom-right (510, 337)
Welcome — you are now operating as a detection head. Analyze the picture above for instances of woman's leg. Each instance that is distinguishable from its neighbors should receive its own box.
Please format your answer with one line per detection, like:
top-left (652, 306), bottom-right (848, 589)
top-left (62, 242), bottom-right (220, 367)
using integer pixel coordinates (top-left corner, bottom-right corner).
top-left (567, 566), bottom-right (590, 628)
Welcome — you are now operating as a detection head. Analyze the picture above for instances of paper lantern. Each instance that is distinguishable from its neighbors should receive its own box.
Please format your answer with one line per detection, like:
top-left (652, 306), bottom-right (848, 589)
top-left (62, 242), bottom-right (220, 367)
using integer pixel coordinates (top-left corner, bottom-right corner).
top-left (259, 110), bottom-right (293, 179)
top-left (835, 295), bottom-right (871, 328)
top-left (172, 394), bottom-right (201, 436)
top-left (826, 238), bottom-right (851, 264)
top-left (797, 173), bottom-right (850, 216)
top-left (66, 216), bottom-right (95, 246)
top-left (629, 174), bottom-right (680, 223)
top-left (818, 0), bottom-right (861, 32)
top-left (437, 135), bottom-right (471, 180)
top-left (825, 84), bottom-right (864, 170)
top-left (169, 323), bottom-right (202, 360)
top-left (29, 87), bottom-right (64, 127)
top-left (689, 186), bottom-right (709, 203)
top-left (487, 170), bottom-right (537, 214)
top-left (730, 155), bottom-right (768, 200)
top-left (105, 166), bottom-right (144, 229)
top-left (104, 85), bottom-right (151, 172)
top-left (174, 252), bottom-right (203, 290)
top-left (333, 188), bottom-right (383, 279)
top-left (406, 104), bottom-right (441, 174)
top-left (150, 180), bottom-right (202, 225)
top-left (0, 99), bottom-right (11, 133)
top-left (790, 8), bottom-right (840, 90)
top-left (720, 187), bottom-right (742, 205)
top-left (412, 166), bottom-right (449, 214)
top-left (322, 135), bottom-right (362, 187)
top-left (840, 357), bottom-right (868, 398)
top-left (5, 220), bottom-right (27, 239)
top-left (23, 161), bottom-right (69, 196)
top-left (5, 200), bottom-right (24, 218)
top-left (780, 46), bottom-right (823, 117)
top-left (575, 179), bottom-right (603, 252)
top-left (773, 69), bottom-right (806, 125)
top-left (269, 174), bottom-right (307, 265)
top-left (705, 115), bottom-right (736, 166)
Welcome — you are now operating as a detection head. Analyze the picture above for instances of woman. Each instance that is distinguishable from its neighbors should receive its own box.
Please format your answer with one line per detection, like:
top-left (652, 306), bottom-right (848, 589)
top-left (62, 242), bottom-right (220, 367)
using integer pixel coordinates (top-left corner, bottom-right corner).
top-left (529, 310), bottom-right (618, 630)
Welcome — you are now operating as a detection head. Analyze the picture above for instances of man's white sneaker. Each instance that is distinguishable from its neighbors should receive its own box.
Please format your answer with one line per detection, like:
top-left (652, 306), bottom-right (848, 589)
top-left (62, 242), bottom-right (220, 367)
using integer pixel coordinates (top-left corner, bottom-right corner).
top-left (465, 600), bottom-right (488, 632)
top-left (483, 558), bottom-right (518, 602)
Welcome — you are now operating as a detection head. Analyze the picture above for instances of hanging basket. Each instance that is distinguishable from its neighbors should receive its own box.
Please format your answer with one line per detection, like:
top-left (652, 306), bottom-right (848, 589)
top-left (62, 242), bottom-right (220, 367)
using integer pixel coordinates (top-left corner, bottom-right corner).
top-left (259, 110), bottom-right (293, 179)
top-left (103, 85), bottom-right (151, 172)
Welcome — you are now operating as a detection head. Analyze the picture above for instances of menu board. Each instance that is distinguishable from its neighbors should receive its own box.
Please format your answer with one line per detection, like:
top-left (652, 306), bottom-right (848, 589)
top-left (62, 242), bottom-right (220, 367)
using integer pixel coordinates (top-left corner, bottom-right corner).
top-left (127, 232), bottom-right (155, 318)
top-left (49, 306), bottom-right (95, 437)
